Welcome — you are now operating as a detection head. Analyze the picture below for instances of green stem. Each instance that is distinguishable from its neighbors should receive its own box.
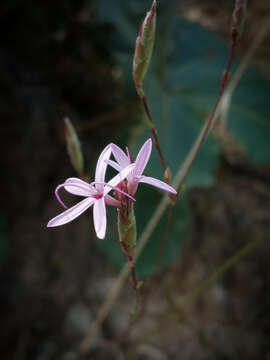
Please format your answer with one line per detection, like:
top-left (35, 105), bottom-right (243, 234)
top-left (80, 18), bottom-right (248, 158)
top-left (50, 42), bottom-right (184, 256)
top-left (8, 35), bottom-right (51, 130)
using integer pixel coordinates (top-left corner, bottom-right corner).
top-left (137, 86), bottom-right (168, 174)
top-left (118, 203), bottom-right (137, 264)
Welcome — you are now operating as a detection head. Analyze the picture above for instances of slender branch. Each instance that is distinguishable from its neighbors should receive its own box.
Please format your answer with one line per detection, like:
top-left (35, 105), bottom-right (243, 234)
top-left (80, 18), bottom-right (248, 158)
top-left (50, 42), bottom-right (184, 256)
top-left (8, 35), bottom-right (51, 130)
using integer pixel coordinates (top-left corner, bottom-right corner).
top-left (153, 199), bottom-right (176, 273)
top-left (151, 0), bottom-right (249, 268)
top-left (138, 87), bottom-right (167, 173)
top-left (157, 21), bottom-right (269, 264)
top-left (226, 23), bottom-right (270, 95)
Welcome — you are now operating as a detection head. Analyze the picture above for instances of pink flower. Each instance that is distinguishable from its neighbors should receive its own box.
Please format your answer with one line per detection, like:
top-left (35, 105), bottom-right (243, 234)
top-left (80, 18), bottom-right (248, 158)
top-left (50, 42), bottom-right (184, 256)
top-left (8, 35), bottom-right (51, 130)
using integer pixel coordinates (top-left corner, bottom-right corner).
top-left (108, 138), bottom-right (177, 196)
top-left (47, 144), bottom-right (134, 239)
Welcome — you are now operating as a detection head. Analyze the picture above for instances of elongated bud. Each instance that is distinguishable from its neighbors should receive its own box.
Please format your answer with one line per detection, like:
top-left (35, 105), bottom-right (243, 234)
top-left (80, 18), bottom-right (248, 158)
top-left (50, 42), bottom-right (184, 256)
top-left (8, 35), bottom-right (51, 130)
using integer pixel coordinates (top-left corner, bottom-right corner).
top-left (118, 204), bottom-right (137, 265)
top-left (231, 0), bottom-right (247, 40)
top-left (133, 0), bottom-right (156, 91)
top-left (64, 117), bottom-right (84, 175)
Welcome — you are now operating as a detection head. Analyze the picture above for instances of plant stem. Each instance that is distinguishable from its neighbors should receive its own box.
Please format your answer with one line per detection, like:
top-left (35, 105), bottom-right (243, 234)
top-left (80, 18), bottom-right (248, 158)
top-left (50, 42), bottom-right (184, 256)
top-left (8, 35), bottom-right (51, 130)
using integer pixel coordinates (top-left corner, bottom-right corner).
top-left (153, 0), bottom-right (247, 268)
top-left (137, 87), bottom-right (167, 173)
top-left (153, 199), bottom-right (175, 273)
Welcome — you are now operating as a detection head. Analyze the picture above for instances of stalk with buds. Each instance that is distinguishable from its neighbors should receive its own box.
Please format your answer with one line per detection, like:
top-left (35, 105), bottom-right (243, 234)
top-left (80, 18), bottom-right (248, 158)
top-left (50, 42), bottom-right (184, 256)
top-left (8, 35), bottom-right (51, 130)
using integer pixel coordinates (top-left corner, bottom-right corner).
top-left (133, 1), bottom-right (169, 176)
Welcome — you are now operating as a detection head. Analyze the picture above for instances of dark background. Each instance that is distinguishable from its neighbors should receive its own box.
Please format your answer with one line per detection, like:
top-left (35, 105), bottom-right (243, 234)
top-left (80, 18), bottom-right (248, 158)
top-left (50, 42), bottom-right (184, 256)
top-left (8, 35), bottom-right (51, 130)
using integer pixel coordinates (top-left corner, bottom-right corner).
top-left (1, 1), bottom-right (270, 359)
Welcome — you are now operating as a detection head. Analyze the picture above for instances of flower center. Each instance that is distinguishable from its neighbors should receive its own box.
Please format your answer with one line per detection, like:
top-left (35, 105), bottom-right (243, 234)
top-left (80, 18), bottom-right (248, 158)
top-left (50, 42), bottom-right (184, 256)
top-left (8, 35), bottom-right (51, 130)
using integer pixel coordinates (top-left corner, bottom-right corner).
top-left (93, 192), bottom-right (103, 200)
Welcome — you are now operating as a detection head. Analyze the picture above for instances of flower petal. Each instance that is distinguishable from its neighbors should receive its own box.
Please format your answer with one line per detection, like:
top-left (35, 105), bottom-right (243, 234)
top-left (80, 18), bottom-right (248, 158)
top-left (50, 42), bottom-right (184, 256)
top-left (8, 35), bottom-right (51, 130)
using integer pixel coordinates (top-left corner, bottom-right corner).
top-left (111, 143), bottom-right (130, 168)
top-left (95, 144), bottom-right (112, 190)
top-left (139, 176), bottom-right (177, 194)
top-left (104, 164), bottom-right (135, 195)
top-left (47, 197), bottom-right (95, 227)
top-left (64, 177), bottom-right (96, 196)
top-left (93, 198), bottom-right (106, 239)
top-left (133, 138), bottom-right (152, 176)
top-left (106, 159), bottom-right (122, 172)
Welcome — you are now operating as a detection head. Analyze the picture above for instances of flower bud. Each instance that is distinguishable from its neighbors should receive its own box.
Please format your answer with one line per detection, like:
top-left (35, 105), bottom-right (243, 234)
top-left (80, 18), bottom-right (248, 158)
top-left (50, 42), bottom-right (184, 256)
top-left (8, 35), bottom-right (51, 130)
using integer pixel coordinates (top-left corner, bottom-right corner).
top-left (133, 0), bottom-right (156, 89)
top-left (231, 0), bottom-right (247, 40)
top-left (64, 117), bottom-right (84, 175)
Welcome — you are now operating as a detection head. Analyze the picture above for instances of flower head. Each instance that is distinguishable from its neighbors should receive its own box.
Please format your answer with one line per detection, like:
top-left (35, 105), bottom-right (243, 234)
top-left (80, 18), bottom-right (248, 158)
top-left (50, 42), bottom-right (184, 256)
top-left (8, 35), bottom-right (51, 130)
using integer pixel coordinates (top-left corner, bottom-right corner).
top-left (133, 0), bottom-right (156, 89)
top-left (47, 144), bottom-right (134, 239)
top-left (108, 138), bottom-right (177, 196)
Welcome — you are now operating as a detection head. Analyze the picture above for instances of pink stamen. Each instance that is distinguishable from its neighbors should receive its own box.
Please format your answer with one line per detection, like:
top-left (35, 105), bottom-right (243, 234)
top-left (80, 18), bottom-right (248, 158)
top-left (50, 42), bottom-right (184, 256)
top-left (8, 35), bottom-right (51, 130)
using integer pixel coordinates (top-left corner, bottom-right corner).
top-left (55, 184), bottom-right (68, 209)
top-left (90, 181), bottom-right (136, 202)
top-left (55, 182), bottom-right (96, 209)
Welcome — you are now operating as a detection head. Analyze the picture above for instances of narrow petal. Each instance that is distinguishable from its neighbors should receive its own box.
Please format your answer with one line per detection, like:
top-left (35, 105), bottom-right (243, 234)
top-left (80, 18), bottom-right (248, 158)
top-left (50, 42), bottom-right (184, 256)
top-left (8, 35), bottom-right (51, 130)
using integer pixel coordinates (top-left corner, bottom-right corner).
top-left (93, 198), bottom-right (107, 239)
top-left (47, 197), bottom-right (95, 227)
top-left (106, 159), bottom-right (122, 172)
top-left (104, 164), bottom-right (135, 195)
top-left (64, 177), bottom-right (96, 196)
top-left (133, 138), bottom-right (152, 176)
top-left (140, 176), bottom-right (177, 194)
top-left (111, 143), bottom-right (130, 168)
top-left (95, 144), bottom-right (112, 190)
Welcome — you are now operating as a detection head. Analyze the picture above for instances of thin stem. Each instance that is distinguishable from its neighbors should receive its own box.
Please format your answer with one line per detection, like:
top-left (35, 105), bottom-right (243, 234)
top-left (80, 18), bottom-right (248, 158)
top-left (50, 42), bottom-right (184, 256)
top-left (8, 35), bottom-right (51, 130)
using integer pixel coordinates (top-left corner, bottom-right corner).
top-left (153, 200), bottom-right (175, 273)
top-left (130, 266), bottom-right (137, 290)
top-left (219, 30), bottom-right (237, 97)
top-left (138, 87), bottom-right (167, 173)
top-left (151, 108), bottom-right (216, 272)
top-left (130, 267), bottom-right (142, 314)
top-left (151, 2), bottom-right (247, 268)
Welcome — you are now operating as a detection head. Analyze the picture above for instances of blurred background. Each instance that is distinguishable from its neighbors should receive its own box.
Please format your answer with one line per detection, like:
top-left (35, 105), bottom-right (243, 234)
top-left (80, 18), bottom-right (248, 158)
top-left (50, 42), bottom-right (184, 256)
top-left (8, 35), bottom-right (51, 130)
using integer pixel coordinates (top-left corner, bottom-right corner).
top-left (1, 0), bottom-right (270, 359)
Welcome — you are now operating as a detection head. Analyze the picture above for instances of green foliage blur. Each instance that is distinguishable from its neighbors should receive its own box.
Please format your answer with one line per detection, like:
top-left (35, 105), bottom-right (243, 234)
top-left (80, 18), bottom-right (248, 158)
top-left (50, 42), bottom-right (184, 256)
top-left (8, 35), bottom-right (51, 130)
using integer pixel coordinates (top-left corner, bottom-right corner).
top-left (95, 0), bottom-right (270, 275)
